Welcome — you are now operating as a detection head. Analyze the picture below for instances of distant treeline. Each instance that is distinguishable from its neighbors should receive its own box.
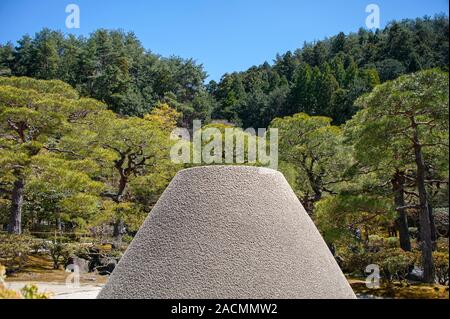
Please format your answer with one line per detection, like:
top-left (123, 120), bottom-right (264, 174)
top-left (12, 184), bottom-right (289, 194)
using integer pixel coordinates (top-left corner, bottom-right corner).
top-left (0, 15), bottom-right (448, 127)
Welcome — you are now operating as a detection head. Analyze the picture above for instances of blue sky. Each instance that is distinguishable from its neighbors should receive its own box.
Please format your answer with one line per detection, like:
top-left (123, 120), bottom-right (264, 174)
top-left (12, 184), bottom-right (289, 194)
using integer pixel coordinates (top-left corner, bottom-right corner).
top-left (0, 0), bottom-right (448, 81)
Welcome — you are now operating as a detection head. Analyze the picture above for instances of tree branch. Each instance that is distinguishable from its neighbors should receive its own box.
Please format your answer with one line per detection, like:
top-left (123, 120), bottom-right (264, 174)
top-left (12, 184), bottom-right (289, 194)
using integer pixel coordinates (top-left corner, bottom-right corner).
top-left (43, 146), bottom-right (82, 158)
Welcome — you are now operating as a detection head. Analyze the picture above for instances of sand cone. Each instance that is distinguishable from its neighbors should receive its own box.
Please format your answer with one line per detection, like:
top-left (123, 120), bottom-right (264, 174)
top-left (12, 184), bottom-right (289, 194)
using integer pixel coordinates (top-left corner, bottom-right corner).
top-left (98, 166), bottom-right (355, 299)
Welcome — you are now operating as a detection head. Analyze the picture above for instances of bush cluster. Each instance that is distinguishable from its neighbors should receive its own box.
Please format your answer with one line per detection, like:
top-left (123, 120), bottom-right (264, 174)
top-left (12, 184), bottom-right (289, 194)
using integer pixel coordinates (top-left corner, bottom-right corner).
top-left (338, 236), bottom-right (449, 285)
top-left (0, 233), bottom-right (37, 273)
top-left (0, 263), bottom-right (50, 299)
top-left (432, 252), bottom-right (449, 285)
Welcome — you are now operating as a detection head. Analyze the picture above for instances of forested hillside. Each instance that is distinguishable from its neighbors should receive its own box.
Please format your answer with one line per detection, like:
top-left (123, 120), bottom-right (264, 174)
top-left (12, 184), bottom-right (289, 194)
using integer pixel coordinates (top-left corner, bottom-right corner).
top-left (1, 15), bottom-right (448, 128)
top-left (0, 29), bottom-right (212, 124)
top-left (210, 15), bottom-right (449, 127)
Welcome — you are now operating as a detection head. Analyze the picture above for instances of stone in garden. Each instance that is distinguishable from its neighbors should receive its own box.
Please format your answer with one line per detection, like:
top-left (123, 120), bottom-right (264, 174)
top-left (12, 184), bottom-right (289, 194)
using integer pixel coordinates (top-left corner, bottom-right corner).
top-left (96, 257), bottom-right (117, 276)
top-left (98, 166), bottom-right (355, 299)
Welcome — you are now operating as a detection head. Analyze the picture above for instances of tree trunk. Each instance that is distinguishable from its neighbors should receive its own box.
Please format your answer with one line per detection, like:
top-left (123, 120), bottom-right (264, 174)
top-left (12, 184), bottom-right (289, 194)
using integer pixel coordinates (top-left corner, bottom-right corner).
top-left (7, 176), bottom-right (25, 234)
top-left (301, 193), bottom-right (314, 215)
top-left (392, 171), bottom-right (411, 251)
top-left (113, 219), bottom-right (125, 242)
top-left (412, 122), bottom-right (434, 283)
top-left (111, 173), bottom-right (128, 242)
top-left (363, 226), bottom-right (370, 249)
top-left (57, 217), bottom-right (63, 231)
top-left (428, 203), bottom-right (437, 251)
top-left (302, 169), bottom-right (322, 215)
top-left (303, 190), bottom-right (322, 216)
top-left (117, 174), bottom-right (127, 203)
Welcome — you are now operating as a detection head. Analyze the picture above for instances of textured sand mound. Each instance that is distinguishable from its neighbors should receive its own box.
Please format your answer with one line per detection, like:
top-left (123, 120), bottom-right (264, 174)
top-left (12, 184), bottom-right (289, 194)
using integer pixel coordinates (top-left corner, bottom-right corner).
top-left (98, 166), bottom-right (355, 299)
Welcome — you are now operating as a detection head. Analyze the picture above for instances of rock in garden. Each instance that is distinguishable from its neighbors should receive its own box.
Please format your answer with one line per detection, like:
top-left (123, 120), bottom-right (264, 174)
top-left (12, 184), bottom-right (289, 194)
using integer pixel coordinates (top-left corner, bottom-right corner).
top-left (96, 258), bottom-right (117, 276)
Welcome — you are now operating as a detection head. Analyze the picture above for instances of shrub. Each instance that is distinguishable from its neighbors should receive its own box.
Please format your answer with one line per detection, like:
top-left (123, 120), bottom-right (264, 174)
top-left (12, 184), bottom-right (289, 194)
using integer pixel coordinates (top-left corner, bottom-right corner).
top-left (0, 264), bottom-right (21, 299)
top-left (43, 239), bottom-right (77, 269)
top-left (367, 235), bottom-right (399, 251)
top-left (385, 237), bottom-right (399, 248)
top-left (0, 263), bottom-right (50, 299)
top-left (122, 234), bottom-right (134, 244)
top-left (0, 233), bottom-right (36, 273)
top-left (339, 249), bottom-right (374, 276)
top-left (434, 208), bottom-right (448, 237)
top-left (0, 286), bottom-right (22, 299)
top-left (30, 239), bottom-right (46, 254)
top-left (433, 252), bottom-right (449, 285)
top-left (435, 238), bottom-right (449, 253)
top-left (367, 235), bottom-right (384, 252)
top-left (20, 284), bottom-right (51, 299)
top-left (408, 227), bottom-right (418, 239)
top-left (374, 248), bottom-right (416, 282)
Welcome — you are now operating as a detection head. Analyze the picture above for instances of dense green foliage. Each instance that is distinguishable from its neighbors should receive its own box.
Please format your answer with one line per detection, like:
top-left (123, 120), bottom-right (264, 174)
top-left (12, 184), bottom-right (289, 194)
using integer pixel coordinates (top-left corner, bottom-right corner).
top-left (0, 16), bottom-right (448, 286)
top-left (315, 69), bottom-right (449, 283)
top-left (0, 16), bottom-right (448, 128)
top-left (210, 15), bottom-right (448, 127)
top-left (0, 29), bottom-right (211, 122)
top-left (270, 113), bottom-right (350, 213)
top-left (0, 77), bottom-right (181, 237)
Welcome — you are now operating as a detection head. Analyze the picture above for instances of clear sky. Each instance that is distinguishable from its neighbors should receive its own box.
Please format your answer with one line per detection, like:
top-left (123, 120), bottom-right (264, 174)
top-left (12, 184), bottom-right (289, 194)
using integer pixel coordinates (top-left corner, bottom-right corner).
top-left (0, 0), bottom-right (448, 81)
